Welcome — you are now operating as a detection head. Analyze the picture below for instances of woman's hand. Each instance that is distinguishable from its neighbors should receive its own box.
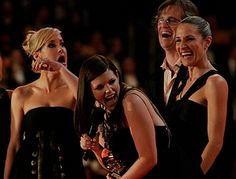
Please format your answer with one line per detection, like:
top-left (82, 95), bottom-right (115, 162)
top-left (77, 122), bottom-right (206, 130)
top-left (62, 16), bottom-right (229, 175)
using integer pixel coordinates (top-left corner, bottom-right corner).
top-left (80, 133), bottom-right (100, 152)
top-left (32, 58), bottom-right (63, 72)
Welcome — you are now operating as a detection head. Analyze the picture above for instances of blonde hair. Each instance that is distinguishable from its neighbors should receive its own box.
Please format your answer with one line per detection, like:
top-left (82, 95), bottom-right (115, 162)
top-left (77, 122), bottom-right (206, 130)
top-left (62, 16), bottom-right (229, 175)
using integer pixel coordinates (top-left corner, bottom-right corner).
top-left (22, 27), bottom-right (61, 57)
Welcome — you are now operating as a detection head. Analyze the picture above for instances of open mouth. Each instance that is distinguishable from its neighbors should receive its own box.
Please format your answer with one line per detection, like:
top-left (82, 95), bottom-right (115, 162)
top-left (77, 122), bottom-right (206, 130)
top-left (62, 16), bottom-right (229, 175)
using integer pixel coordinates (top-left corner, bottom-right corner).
top-left (181, 51), bottom-right (193, 58)
top-left (104, 94), bottom-right (117, 107)
top-left (58, 56), bottom-right (66, 64)
top-left (161, 32), bottom-right (172, 38)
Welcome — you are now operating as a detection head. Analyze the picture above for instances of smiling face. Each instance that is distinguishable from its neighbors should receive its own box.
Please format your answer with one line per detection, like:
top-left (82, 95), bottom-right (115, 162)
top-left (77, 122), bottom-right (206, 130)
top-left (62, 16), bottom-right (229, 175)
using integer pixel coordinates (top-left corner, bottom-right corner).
top-left (157, 5), bottom-right (183, 51)
top-left (175, 23), bottom-right (212, 67)
top-left (36, 31), bottom-right (67, 67)
top-left (90, 69), bottom-right (120, 111)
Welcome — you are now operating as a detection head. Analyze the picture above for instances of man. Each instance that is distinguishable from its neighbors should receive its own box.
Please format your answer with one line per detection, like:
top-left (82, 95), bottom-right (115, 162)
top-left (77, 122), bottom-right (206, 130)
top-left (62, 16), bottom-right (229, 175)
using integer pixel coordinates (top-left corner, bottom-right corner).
top-left (146, 0), bottom-right (199, 115)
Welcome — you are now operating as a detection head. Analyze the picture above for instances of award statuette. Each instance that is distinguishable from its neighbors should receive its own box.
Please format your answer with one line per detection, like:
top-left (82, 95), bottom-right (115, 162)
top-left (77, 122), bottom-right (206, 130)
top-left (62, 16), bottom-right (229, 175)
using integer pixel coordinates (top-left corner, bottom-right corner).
top-left (101, 148), bottom-right (125, 179)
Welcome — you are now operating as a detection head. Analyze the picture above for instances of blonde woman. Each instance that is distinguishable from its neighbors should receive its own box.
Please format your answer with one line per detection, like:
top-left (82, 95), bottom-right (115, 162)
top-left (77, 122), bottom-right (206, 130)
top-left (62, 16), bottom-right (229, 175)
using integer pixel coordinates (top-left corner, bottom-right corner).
top-left (4, 27), bottom-right (85, 179)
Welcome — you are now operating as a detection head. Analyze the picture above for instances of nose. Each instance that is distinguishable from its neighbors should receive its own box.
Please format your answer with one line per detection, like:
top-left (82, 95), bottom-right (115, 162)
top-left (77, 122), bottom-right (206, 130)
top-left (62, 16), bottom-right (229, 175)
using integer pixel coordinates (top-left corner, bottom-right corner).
top-left (179, 41), bottom-right (188, 48)
top-left (104, 85), bottom-right (112, 93)
top-left (58, 46), bottom-right (63, 53)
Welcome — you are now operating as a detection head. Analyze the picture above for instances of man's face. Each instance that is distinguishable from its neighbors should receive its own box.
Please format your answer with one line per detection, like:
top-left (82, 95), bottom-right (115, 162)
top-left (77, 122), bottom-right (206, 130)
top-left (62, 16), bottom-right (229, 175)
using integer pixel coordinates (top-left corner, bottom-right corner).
top-left (157, 5), bottom-right (183, 51)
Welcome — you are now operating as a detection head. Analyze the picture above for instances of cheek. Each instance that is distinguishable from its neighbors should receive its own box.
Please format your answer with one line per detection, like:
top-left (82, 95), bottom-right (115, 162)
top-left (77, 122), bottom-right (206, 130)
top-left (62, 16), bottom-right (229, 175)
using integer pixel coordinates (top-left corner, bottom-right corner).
top-left (175, 45), bottom-right (180, 54)
top-left (93, 91), bottom-right (104, 101)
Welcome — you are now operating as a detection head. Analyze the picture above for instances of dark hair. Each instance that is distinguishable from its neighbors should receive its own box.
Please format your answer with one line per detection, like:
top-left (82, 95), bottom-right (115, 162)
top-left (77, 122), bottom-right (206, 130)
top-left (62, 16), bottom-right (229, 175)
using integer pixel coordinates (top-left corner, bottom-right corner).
top-left (74, 54), bottom-right (122, 135)
top-left (153, 0), bottom-right (199, 28)
top-left (180, 16), bottom-right (212, 38)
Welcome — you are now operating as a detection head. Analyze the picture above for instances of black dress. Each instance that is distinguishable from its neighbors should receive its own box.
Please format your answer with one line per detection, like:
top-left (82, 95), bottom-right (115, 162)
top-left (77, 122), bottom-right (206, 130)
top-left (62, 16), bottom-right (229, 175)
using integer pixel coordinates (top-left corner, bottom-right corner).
top-left (108, 126), bottom-right (172, 179)
top-left (0, 88), bottom-right (11, 179)
top-left (166, 70), bottom-right (219, 179)
top-left (101, 84), bottom-right (198, 179)
top-left (10, 107), bottom-right (86, 179)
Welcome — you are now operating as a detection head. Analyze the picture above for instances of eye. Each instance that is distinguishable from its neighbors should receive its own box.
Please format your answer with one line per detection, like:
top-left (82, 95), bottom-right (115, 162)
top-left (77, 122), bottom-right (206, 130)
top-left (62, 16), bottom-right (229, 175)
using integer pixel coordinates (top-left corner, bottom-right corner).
top-left (186, 37), bottom-right (195, 42)
top-left (175, 38), bottom-right (181, 43)
top-left (95, 84), bottom-right (104, 91)
top-left (158, 17), bottom-right (180, 26)
top-left (108, 79), bottom-right (116, 85)
top-left (48, 43), bottom-right (56, 48)
top-left (167, 17), bottom-right (180, 25)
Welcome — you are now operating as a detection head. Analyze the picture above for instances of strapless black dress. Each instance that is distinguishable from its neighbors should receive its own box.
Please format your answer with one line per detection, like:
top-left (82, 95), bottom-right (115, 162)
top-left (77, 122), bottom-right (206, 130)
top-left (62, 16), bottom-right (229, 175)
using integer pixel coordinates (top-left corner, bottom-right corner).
top-left (10, 107), bottom-right (86, 179)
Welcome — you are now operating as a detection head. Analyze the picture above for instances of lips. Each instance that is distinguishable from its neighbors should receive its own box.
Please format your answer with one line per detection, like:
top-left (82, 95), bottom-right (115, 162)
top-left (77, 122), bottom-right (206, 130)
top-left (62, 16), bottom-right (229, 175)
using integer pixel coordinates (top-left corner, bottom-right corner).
top-left (104, 93), bottom-right (115, 102)
top-left (104, 94), bottom-right (117, 109)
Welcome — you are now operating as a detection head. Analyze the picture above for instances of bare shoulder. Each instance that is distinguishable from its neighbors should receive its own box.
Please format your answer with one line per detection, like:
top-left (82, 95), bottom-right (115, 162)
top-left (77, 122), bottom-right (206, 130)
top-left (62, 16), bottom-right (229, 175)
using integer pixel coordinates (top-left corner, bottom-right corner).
top-left (206, 74), bottom-right (228, 88)
top-left (12, 83), bottom-right (35, 101)
top-left (122, 89), bottom-right (147, 107)
top-left (205, 74), bottom-right (228, 94)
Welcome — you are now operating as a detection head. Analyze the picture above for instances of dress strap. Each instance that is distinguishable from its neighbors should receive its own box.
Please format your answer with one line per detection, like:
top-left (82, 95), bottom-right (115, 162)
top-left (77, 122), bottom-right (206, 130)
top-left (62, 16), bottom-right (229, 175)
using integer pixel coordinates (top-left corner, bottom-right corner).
top-left (167, 65), bottom-right (188, 106)
top-left (182, 70), bottom-right (218, 100)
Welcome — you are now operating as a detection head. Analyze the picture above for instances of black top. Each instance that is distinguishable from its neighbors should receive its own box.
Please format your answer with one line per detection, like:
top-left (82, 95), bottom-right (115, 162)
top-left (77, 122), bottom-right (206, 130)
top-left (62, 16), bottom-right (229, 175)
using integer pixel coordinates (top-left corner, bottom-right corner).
top-left (10, 107), bottom-right (86, 179)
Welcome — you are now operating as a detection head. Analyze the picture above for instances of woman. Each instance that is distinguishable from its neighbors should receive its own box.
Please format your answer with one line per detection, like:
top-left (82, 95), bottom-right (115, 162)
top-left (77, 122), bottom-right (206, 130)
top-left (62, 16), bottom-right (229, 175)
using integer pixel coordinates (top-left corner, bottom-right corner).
top-left (75, 54), bottom-right (195, 179)
top-left (166, 16), bottom-right (228, 178)
top-left (4, 27), bottom-right (86, 179)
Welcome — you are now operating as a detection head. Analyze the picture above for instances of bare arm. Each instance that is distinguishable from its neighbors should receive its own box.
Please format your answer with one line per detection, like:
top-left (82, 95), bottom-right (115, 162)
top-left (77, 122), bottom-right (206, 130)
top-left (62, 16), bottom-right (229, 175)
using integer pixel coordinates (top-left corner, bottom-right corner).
top-left (120, 91), bottom-right (157, 179)
top-left (201, 75), bottom-right (228, 174)
top-left (58, 66), bottom-right (78, 99)
top-left (4, 88), bottom-right (24, 179)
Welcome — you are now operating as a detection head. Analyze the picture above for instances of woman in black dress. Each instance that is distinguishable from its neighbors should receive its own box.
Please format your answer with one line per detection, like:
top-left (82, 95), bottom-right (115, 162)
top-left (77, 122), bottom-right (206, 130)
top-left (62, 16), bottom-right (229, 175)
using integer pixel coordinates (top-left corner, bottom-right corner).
top-left (166, 16), bottom-right (228, 179)
top-left (4, 27), bottom-right (86, 179)
top-left (75, 54), bottom-right (195, 179)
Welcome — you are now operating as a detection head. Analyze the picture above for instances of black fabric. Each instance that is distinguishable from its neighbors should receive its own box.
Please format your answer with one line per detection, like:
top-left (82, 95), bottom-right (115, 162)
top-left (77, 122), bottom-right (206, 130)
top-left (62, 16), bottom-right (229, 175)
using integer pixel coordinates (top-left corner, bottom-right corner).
top-left (166, 70), bottom-right (233, 179)
top-left (10, 107), bottom-right (86, 179)
top-left (0, 88), bottom-right (11, 179)
top-left (167, 65), bottom-right (188, 107)
top-left (145, 65), bottom-right (188, 117)
top-left (104, 84), bottom-right (201, 179)
top-left (145, 66), bottom-right (166, 116)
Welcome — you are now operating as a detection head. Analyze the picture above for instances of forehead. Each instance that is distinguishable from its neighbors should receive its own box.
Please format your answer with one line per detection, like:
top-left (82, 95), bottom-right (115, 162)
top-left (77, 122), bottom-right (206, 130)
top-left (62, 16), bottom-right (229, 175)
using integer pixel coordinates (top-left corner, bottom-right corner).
top-left (47, 31), bottom-right (63, 42)
top-left (91, 70), bottom-right (116, 86)
top-left (176, 23), bottom-right (199, 36)
top-left (160, 5), bottom-right (184, 19)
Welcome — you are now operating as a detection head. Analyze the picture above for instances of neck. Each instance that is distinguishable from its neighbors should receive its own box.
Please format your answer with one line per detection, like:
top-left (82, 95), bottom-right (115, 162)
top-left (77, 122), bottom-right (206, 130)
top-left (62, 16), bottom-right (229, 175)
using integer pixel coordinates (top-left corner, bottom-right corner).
top-left (37, 72), bottom-right (64, 92)
top-left (188, 62), bottom-right (214, 81)
top-left (165, 50), bottom-right (179, 68)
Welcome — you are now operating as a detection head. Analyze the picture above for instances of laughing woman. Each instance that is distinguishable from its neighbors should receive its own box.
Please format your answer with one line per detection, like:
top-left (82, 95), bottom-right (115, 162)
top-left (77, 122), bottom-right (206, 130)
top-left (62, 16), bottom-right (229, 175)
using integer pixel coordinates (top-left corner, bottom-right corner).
top-left (75, 54), bottom-right (194, 179)
top-left (166, 16), bottom-right (228, 179)
top-left (4, 27), bottom-right (86, 179)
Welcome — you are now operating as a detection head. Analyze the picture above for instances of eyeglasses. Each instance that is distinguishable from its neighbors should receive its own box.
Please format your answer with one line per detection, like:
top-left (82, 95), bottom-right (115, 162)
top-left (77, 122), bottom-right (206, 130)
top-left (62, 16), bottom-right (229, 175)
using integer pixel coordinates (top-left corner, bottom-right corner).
top-left (158, 17), bottom-right (180, 26)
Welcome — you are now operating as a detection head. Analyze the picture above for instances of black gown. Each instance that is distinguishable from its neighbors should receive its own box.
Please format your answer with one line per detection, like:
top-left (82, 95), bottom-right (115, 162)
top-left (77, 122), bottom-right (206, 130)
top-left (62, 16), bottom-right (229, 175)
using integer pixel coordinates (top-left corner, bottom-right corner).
top-left (102, 84), bottom-right (199, 179)
top-left (10, 107), bottom-right (86, 179)
top-left (166, 70), bottom-right (219, 179)
top-left (108, 126), bottom-right (172, 179)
